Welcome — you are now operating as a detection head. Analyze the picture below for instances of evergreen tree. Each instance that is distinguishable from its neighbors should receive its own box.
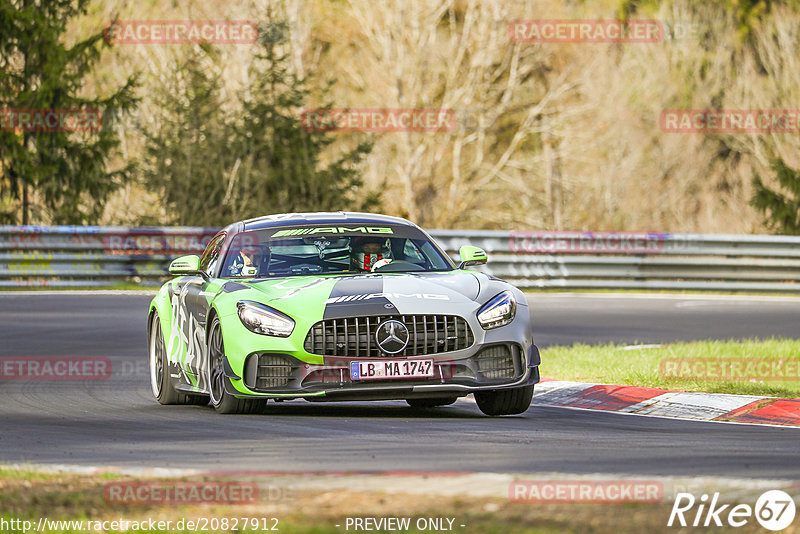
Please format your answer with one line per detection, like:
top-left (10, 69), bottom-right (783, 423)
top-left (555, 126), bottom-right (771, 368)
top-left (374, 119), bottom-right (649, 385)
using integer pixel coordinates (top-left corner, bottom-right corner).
top-left (140, 55), bottom-right (235, 226)
top-left (231, 21), bottom-right (377, 217)
top-left (752, 158), bottom-right (800, 235)
top-left (0, 0), bottom-right (137, 224)
top-left (141, 22), bottom-right (378, 226)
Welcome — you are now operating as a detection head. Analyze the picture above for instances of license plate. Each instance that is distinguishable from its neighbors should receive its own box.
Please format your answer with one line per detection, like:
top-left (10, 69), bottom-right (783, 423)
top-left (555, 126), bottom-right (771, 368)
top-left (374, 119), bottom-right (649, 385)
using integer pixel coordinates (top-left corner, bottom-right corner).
top-left (350, 359), bottom-right (434, 381)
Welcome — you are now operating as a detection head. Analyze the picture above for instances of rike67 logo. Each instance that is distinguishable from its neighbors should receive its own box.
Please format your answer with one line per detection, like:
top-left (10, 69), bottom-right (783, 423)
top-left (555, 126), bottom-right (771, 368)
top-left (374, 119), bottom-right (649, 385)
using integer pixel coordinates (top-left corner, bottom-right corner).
top-left (668, 490), bottom-right (796, 530)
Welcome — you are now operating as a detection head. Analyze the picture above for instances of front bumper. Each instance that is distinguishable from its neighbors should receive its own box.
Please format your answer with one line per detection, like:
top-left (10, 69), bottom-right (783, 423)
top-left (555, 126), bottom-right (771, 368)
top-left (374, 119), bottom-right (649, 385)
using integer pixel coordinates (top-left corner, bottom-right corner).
top-left (219, 294), bottom-right (539, 401)
top-left (223, 342), bottom-right (540, 401)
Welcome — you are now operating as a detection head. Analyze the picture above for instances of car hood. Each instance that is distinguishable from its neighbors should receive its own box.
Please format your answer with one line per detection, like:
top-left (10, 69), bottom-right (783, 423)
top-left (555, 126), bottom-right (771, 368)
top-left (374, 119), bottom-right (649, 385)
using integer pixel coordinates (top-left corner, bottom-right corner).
top-left (224, 270), bottom-right (493, 319)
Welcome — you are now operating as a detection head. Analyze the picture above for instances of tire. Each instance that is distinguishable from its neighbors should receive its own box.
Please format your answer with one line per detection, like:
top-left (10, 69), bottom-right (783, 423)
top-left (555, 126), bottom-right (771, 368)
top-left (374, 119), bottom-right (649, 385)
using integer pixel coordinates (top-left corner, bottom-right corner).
top-left (406, 397), bottom-right (458, 408)
top-left (149, 312), bottom-right (208, 406)
top-left (474, 384), bottom-right (534, 416)
top-left (207, 316), bottom-right (266, 414)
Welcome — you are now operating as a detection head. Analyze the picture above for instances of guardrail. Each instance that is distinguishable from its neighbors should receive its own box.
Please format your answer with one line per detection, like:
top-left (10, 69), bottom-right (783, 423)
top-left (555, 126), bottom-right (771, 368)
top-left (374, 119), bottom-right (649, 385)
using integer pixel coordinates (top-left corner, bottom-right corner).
top-left (1, 226), bottom-right (799, 292)
top-left (0, 226), bottom-right (217, 288)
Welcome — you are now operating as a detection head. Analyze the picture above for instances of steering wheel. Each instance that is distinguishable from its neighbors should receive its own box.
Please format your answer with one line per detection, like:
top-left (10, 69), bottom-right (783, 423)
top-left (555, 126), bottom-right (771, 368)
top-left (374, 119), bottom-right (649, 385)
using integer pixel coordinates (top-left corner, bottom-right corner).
top-left (372, 260), bottom-right (425, 273)
top-left (370, 258), bottom-right (392, 272)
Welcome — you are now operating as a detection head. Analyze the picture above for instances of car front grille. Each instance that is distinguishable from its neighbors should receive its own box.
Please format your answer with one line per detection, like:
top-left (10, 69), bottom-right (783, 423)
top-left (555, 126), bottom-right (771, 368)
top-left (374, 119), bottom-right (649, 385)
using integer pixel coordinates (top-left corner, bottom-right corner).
top-left (304, 315), bottom-right (474, 357)
top-left (244, 353), bottom-right (297, 389)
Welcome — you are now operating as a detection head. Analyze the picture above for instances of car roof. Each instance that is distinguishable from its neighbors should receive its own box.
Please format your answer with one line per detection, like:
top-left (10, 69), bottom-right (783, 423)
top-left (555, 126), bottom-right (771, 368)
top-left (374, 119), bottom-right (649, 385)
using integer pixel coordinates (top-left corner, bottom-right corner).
top-left (241, 212), bottom-right (418, 231)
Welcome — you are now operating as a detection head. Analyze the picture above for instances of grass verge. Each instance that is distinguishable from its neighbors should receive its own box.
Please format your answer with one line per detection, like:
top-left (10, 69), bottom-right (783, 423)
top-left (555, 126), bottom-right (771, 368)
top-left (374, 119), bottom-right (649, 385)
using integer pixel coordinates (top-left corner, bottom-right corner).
top-left (541, 338), bottom-right (800, 397)
top-left (0, 469), bottom-right (697, 534)
top-left (525, 288), bottom-right (800, 297)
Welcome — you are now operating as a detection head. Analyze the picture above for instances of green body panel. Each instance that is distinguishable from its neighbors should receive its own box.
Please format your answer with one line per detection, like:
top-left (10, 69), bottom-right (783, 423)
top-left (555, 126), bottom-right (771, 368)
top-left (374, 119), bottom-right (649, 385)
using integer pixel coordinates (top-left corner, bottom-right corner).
top-left (150, 274), bottom-right (342, 396)
top-left (458, 245), bottom-right (488, 267)
top-left (149, 284), bottom-right (173, 352)
top-left (168, 254), bottom-right (201, 275)
top-left (213, 276), bottom-right (341, 395)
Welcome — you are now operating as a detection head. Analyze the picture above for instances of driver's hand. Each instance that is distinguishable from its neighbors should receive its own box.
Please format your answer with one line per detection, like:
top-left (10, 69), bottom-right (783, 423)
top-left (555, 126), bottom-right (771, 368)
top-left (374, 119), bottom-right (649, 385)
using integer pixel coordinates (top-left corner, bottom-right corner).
top-left (371, 258), bottom-right (392, 272)
top-left (241, 265), bottom-right (258, 276)
top-left (228, 256), bottom-right (244, 275)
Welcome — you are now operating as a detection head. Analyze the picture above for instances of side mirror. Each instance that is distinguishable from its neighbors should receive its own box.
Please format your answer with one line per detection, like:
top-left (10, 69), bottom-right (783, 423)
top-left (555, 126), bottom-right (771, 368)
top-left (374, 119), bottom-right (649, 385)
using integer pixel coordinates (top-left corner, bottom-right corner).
top-left (458, 245), bottom-right (488, 269)
top-left (168, 254), bottom-right (202, 276)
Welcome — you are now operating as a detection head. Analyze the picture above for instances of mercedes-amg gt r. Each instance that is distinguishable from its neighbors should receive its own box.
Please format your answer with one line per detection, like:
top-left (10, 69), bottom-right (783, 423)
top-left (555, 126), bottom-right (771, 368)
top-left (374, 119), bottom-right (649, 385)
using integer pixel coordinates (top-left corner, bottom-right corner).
top-left (147, 212), bottom-right (540, 415)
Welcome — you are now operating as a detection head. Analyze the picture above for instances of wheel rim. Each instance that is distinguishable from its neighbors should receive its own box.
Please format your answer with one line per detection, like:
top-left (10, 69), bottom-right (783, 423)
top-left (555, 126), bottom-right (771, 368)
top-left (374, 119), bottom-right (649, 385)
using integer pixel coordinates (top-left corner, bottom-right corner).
top-left (208, 322), bottom-right (226, 406)
top-left (149, 318), bottom-right (164, 398)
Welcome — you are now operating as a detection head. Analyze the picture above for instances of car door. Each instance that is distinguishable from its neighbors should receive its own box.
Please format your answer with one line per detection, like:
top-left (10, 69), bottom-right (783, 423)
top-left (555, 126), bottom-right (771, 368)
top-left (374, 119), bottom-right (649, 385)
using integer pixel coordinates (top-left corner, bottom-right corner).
top-left (190, 231), bottom-right (229, 391)
top-left (172, 232), bottom-right (226, 392)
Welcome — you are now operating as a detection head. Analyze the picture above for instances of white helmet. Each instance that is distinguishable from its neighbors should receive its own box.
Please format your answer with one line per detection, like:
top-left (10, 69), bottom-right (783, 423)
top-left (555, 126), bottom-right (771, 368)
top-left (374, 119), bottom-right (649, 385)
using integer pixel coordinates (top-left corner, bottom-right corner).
top-left (353, 251), bottom-right (386, 271)
top-left (351, 236), bottom-right (390, 271)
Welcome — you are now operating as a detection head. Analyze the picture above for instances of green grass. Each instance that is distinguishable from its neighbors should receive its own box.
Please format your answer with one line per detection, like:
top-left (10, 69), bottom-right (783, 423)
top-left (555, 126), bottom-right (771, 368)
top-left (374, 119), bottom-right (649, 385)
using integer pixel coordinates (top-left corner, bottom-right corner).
top-left (0, 465), bottom-right (58, 480)
top-left (541, 338), bottom-right (800, 397)
top-left (525, 288), bottom-right (800, 297)
top-left (0, 520), bottom-right (567, 534)
top-left (0, 468), bottom-right (676, 534)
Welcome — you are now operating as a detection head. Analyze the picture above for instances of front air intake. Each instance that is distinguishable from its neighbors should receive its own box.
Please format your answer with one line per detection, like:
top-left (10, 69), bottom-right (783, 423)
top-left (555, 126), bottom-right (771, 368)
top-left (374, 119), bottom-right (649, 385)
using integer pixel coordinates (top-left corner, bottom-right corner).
top-left (244, 353), bottom-right (297, 389)
top-left (474, 345), bottom-right (517, 380)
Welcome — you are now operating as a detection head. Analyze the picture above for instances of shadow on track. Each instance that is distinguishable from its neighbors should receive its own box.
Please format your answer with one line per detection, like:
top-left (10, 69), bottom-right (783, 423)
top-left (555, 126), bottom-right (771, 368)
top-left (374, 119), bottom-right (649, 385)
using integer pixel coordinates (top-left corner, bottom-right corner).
top-left (196, 400), bottom-right (495, 419)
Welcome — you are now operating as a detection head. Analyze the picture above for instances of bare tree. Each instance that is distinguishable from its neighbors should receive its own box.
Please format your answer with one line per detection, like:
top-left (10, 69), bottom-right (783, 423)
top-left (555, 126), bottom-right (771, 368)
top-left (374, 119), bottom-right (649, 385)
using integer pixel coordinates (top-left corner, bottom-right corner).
top-left (310, 0), bottom-right (573, 228)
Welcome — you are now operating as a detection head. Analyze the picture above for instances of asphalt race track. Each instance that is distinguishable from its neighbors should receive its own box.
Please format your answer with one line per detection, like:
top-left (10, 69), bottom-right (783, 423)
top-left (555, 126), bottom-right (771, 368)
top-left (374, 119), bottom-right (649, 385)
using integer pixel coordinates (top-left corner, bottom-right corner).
top-left (1, 292), bottom-right (799, 478)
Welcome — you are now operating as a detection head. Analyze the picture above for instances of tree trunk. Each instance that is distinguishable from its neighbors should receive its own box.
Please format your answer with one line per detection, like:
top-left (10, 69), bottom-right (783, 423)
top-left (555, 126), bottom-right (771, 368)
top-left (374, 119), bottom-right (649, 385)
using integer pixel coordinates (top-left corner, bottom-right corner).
top-left (544, 134), bottom-right (563, 230)
top-left (22, 182), bottom-right (28, 225)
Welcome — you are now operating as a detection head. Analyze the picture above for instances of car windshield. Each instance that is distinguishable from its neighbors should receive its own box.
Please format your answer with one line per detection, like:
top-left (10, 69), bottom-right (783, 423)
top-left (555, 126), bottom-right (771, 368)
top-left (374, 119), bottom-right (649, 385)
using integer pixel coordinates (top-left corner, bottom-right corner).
top-left (220, 225), bottom-right (454, 278)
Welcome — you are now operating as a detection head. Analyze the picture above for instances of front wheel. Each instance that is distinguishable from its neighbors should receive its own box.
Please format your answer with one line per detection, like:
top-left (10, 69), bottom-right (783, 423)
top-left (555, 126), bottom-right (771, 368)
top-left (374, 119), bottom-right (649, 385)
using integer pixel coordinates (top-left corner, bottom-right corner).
top-left (474, 384), bottom-right (534, 416)
top-left (207, 317), bottom-right (266, 414)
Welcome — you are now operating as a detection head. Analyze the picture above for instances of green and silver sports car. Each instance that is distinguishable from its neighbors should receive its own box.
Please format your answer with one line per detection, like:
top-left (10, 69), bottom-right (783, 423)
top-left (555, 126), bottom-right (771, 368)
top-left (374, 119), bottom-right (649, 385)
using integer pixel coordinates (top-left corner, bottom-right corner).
top-left (147, 212), bottom-right (540, 415)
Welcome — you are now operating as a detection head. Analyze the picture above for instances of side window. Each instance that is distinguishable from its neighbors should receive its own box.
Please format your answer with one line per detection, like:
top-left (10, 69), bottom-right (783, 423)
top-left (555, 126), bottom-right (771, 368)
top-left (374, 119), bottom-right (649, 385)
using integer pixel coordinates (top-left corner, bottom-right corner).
top-left (418, 240), bottom-right (450, 269)
top-left (199, 233), bottom-right (226, 277)
top-left (403, 239), bottom-right (426, 261)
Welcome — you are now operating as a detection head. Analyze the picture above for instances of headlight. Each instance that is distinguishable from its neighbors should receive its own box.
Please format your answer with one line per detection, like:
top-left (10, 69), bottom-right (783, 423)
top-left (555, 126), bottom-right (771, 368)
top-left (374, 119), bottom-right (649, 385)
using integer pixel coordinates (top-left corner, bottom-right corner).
top-left (477, 291), bottom-right (516, 329)
top-left (237, 301), bottom-right (295, 337)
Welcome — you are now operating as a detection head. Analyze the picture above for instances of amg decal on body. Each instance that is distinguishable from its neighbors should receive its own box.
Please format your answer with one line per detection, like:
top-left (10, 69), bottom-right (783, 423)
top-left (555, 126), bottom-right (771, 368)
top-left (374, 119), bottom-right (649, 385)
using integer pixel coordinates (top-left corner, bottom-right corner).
top-left (325, 293), bottom-right (450, 304)
top-left (271, 226), bottom-right (395, 237)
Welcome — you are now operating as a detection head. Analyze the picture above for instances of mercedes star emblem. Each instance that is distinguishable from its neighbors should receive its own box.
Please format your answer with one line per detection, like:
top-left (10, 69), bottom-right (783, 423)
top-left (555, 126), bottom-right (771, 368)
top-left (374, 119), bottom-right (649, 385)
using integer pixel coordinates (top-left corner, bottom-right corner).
top-left (375, 319), bottom-right (410, 354)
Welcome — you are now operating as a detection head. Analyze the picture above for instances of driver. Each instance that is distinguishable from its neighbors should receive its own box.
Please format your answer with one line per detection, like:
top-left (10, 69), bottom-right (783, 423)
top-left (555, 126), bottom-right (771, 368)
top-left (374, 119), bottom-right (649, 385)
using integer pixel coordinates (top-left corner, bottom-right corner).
top-left (350, 236), bottom-right (391, 272)
top-left (228, 233), bottom-right (269, 276)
